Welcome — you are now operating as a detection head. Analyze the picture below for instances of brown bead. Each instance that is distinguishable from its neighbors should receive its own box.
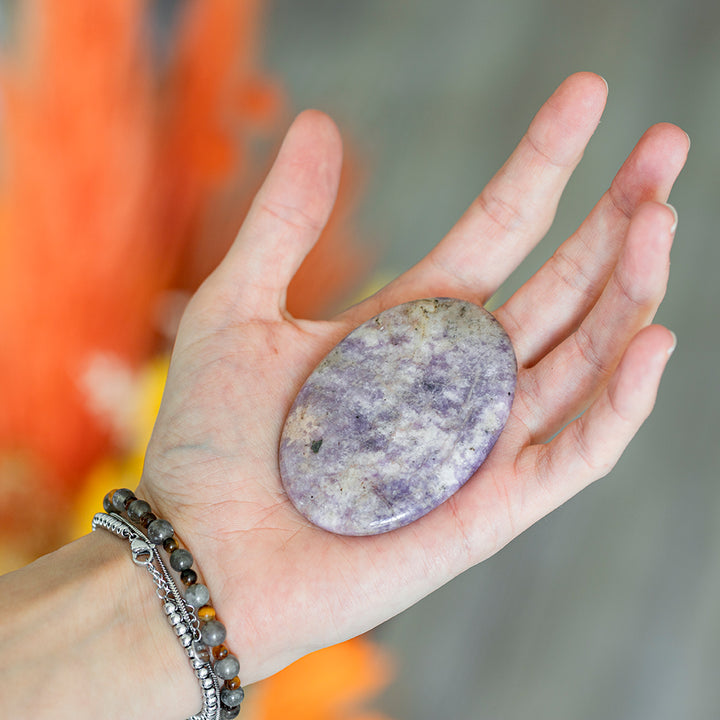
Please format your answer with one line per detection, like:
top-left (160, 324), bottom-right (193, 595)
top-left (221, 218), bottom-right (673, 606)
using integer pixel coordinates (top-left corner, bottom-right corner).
top-left (140, 512), bottom-right (157, 528)
top-left (163, 537), bottom-right (179, 553)
top-left (180, 569), bottom-right (197, 586)
top-left (213, 644), bottom-right (228, 660)
top-left (198, 606), bottom-right (216, 622)
top-left (225, 676), bottom-right (242, 690)
top-left (103, 490), bottom-right (118, 513)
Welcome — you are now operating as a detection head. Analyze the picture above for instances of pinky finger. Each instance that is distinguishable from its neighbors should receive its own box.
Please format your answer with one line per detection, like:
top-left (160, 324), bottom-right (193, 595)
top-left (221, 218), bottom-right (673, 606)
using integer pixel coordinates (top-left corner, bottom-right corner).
top-left (517, 324), bottom-right (676, 525)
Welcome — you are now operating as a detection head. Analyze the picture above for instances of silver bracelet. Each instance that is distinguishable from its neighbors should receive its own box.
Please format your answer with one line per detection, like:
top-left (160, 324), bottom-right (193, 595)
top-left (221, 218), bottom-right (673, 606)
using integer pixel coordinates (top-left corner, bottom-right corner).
top-left (93, 489), bottom-right (244, 720)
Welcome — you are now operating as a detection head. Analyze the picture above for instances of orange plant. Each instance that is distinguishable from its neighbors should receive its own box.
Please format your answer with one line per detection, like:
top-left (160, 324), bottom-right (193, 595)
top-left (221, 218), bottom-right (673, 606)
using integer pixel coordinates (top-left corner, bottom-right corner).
top-left (0, 0), bottom-right (371, 562)
top-left (246, 638), bottom-right (395, 720)
top-left (0, 4), bottom-right (392, 717)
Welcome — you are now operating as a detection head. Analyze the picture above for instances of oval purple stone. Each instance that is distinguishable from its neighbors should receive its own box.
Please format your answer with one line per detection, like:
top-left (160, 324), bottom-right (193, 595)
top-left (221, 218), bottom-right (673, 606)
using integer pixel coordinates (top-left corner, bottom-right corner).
top-left (279, 298), bottom-right (517, 535)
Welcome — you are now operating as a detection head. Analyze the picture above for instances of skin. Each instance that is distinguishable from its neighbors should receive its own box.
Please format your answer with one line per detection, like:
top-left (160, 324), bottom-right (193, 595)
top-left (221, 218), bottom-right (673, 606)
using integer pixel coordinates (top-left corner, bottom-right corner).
top-left (0, 73), bottom-right (689, 719)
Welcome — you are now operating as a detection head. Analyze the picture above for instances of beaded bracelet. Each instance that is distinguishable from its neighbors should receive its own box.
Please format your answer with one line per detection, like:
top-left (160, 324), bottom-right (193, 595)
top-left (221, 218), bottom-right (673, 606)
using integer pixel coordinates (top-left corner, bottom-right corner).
top-left (92, 488), bottom-right (244, 720)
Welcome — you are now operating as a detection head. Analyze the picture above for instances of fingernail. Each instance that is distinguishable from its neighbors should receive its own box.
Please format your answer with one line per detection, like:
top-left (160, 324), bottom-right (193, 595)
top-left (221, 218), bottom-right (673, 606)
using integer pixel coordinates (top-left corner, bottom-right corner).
top-left (667, 331), bottom-right (678, 357)
top-left (684, 131), bottom-right (691, 150)
top-left (664, 202), bottom-right (679, 234)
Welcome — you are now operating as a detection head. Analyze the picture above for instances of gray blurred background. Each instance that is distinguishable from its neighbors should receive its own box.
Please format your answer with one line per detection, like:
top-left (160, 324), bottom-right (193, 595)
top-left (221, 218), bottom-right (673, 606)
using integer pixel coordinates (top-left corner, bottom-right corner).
top-left (265, 1), bottom-right (720, 719)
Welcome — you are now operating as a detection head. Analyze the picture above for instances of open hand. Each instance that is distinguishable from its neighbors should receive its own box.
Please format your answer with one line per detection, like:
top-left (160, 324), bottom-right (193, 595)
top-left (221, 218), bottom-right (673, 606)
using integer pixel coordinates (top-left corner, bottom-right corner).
top-left (137, 72), bottom-right (689, 683)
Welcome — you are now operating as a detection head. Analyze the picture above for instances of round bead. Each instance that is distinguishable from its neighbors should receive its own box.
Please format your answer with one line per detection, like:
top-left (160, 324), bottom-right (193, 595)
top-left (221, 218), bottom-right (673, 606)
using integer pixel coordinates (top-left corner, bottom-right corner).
top-left (175, 623), bottom-right (188, 636)
top-left (103, 490), bottom-right (117, 513)
top-left (220, 707), bottom-right (241, 720)
top-left (213, 645), bottom-right (228, 660)
top-left (140, 512), bottom-right (157, 528)
top-left (180, 569), bottom-right (198, 586)
top-left (201, 620), bottom-right (226, 647)
top-left (220, 705), bottom-right (240, 720)
top-left (198, 606), bottom-right (216, 622)
top-left (194, 645), bottom-right (211, 663)
top-left (170, 548), bottom-right (193, 571)
top-left (163, 537), bottom-right (179, 553)
top-left (225, 676), bottom-right (242, 690)
top-left (111, 488), bottom-right (135, 513)
top-left (147, 518), bottom-right (174, 544)
top-left (220, 686), bottom-right (245, 708)
top-left (214, 655), bottom-right (240, 680)
top-left (127, 499), bottom-right (151, 523)
top-left (185, 583), bottom-right (210, 608)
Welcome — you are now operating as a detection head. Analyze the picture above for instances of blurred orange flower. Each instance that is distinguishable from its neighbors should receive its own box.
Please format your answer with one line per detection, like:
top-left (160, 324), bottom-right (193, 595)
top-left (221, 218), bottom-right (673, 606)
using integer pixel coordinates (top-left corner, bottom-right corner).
top-left (0, 0), bottom-right (371, 563)
top-left (246, 637), bottom-right (394, 720)
top-left (0, 4), bottom-right (391, 718)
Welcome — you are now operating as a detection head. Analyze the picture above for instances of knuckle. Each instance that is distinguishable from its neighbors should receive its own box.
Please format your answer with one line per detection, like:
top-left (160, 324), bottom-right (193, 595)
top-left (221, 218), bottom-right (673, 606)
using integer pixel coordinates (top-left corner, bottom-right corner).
top-left (574, 323), bottom-right (612, 380)
top-left (570, 417), bottom-right (611, 476)
top-left (474, 186), bottom-right (525, 235)
top-left (548, 243), bottom-right (596, 296)
top-left (255, 196), bottom-right (325, 234)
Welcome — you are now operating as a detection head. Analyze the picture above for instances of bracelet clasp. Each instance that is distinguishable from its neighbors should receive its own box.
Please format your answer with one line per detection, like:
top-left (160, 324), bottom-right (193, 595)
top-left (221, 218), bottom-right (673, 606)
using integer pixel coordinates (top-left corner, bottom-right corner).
top-left (131, 537), bottom-right (154, 565)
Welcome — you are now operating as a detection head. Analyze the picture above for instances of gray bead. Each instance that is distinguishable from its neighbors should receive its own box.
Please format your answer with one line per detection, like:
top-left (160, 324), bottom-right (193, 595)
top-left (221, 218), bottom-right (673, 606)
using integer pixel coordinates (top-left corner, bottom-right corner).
top-left (170, 548), bottom-right (193, 571)
top-left (220, 686), bottom-right (244, 708)
top-left (103, 492), bottom-right (115, 513)
top-left (127, 499), bottom-right (151, 522)
top-left (200, 620), bottom-right (226, 647)
top-left (185, 583), bottom-right (210, 608)
top-left (220, 705), bottom-right (241, 719)
top-left (111, 488), bottom-right (135, 513)
top-left (214, 655), bottom-right (240, 680)
top-left (147, 518), bottom-right (174, 544)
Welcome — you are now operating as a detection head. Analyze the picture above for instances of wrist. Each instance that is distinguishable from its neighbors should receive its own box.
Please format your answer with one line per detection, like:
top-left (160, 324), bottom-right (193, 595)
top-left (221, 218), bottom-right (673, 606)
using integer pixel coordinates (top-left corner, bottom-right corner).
top-left (0, 530), bottom-right (199, 720)
top-left (104, 528), bottom-right (204, 718)
top-left (99, 487), bottom-right (246, 718)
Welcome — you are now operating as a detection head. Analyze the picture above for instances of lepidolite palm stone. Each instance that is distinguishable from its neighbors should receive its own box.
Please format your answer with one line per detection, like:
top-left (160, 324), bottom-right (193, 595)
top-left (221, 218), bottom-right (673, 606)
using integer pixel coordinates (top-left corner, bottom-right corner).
top-left (279, 298), bottom-right (517, 535)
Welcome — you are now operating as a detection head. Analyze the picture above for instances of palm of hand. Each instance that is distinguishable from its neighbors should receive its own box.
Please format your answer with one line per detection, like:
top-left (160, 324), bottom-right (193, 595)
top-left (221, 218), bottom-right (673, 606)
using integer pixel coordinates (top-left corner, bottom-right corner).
top-left (138, 73), bottom-right (688, 683)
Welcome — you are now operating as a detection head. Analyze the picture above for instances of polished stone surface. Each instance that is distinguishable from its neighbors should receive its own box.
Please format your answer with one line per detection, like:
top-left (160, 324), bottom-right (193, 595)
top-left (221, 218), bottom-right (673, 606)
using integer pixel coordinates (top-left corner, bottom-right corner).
top-left (279, 298), bottom-right (517, 535)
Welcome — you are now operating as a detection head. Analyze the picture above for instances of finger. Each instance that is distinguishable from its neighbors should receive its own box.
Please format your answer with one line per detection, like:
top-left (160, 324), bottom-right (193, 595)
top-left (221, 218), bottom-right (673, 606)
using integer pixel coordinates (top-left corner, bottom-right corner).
top-left (376, 72), bottom-right (608, 307)
top-left (498, 122), bottom-right (689, 366)
top-left (511, 324), bottom-right (675, 531)
top-left (514, 201), bottom-right (677, 441)
top-left (208, 110), bottom-right (343, 320)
